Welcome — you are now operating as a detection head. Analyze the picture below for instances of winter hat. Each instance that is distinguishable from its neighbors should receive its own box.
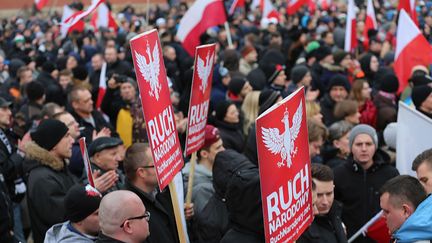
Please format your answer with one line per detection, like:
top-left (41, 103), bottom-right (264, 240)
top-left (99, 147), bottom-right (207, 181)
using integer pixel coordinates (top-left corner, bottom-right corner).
top-left (359, 54), bottom-right (374, 75)
top-left (412, 85), bottom-right (432, 109)
top-left (290, 65), bottom-right (309, 84)
top-left (88, 137), bottom-right (123, 157)
top-left (72, 65), bottom-right (88, 81)
top-left (247, 68), bottom-right (267, 90)
top-left (228, 77), bottom-right (247, 95)
top-left (410, 75), bottom-right (432, 87)
top-left (241, 45), bottom-right (256, 58)
top-left (8, 59), bottom-right (26, 78)
top-left (306, 41), bottom-right (320, 53)
top-left (26, 81), bottom-right (45, 101)
top-left (65, 184), bottom-right (102, 223)
top-left (258, 90), bottom-right (281, 115)
top-left (333, 50), bottom-right (350, 65)
top-left (315, 46), bottom-right (332, 61)
top-left (383, 122), bottom-right (397, 150)
top-left (42, 61), bottom-right (57, 73)
top-left (378, 73), bottom-right (399, 93)
top-left (265, 64), bottom-right (285, 83)
top-left (31, 119), bottom-right (69, 151)
top-left (215, 100), bottom-right (233, 121)
top-left (328, 74), bottom-right (351, 92)
top-left (349, 124), bottom-right (378, 149)
top-left (203, 125), bottom-right (220, 148)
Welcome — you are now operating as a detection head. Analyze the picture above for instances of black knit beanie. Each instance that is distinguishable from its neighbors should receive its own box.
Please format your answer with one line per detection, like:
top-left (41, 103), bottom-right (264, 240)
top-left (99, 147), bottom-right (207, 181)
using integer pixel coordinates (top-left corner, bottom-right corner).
top-left (228, 77), bottom-right (247, 95)
top-left (378, 73), bottom-right (399, 93)
top-left (412, 85), bottom-right (432, 109)
top-left (65, 184), bottom-right (102, 223)
top-left (328, 74), bottom-right (351, 92)
top-left (215, 100), bottom-right (233, 121)
top-left (290, 65), bottom-right (309, 84)
top-left (72, 65), bottom-right (88, 81)
top-left (31, 119), bottom-right (69, 151)
top-left (26, 81), bottom-right (45, 101)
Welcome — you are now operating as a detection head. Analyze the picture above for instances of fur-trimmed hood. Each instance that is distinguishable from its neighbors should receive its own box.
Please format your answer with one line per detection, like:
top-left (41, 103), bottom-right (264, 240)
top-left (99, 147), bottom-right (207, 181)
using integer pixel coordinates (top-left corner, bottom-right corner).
top-left (23, 141), bottom-right (65, 172)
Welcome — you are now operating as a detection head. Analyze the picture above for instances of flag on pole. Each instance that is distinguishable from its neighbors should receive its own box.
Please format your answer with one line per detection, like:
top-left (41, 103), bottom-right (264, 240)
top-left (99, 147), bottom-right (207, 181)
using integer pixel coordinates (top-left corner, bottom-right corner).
top-left (61, 0), bottom-right (105, 38)
top-left (394, 10), bottom-right (432, 93)
top-left (176, 0), bottom-right (226, 57)
top-left (79, 138), bottom-right (95, 188)
top-left (344, 0), bottom-right (357, 52)
top-left (250, 0), bottom-right (280, 20)
top-left (95, 62), bottom-right (107, 109)
top-left (35, 0), bottom-right (49, 10)
top-left (286, 0), bottom-right (307, 15)
top-left (398, 0), bottom-right (418, 26)
top-left (348, 211), bottom-right (390, 243)
top-left (396, 102), bottom-right (432, 176)
top-left (90, 1), bottom-right (118, 32)
top-left (363, 0), bottom-right (377, 50)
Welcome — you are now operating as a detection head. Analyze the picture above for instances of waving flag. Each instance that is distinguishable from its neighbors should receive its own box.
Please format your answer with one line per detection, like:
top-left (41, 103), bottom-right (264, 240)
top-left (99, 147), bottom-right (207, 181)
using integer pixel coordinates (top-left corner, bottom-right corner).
top-left (90, 1), bottom-right (118, 32)
top-left (287, 0), bottom-right (307, 15)
top-left (229, 0), bottom-right (245, 15)
top-left (363, 0), bottom-right (377, 50)
top-left (35, 0), bottom-right (49, 10)
top-left (61, 0), bottom-right (105, 37)
top-left (251, 0), bottom-right (280, 20)
top-left (344, 0), bottom-right (357, 52)
top-left (394, 10), bottom-right (432, 93)
top-left (398, 0), bottom-right (418, 26)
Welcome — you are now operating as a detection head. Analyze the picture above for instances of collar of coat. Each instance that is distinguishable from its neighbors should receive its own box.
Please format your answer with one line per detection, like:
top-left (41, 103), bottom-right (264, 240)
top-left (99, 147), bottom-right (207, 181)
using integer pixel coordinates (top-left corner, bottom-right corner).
top-left (24, 141), bottom-right (65, 171)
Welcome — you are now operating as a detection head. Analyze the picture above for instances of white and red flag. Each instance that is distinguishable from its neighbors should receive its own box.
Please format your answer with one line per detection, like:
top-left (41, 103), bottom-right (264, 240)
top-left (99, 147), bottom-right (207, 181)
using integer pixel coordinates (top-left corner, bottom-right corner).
top-left (251, 0), bottom-right (280, 21)
top-left (185, 44), bottom-right (216, 156)
top-left (35, 0), bottom-right (49, 10)
top-left (79, 138), bottom-right (95, 188)
top-left (229, 0), bottom-right (245, 15)
top-left (256, 87), bottom-right (313, 242)
top-left (61, 0), bottom-right (104, 38)
top-left (130, 29), bottom-right (184, 190)
top-left (348, 211), bottom-right (391, 243)
top-left (394, 9), bottom-right (432, 93)
top-left (287, 0), bottom-right (307, 15)
top-left (95, 62), bottom-right (107, 109)
top-left (176, 0), bottom-right (226, 57)
top-left (344, 0), bottom-right (357, 52)
top-left (398, 0), bottom-right (418, 26)
top-left (363, 0), bottom-right (377, 50)
top-left (90, 1), bottom-right (118, 32)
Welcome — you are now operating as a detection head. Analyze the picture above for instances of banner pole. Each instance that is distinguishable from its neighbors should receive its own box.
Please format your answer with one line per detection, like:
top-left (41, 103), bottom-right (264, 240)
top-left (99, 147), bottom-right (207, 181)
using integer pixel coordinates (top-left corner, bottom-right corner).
top-left (169, 181), bottom-right (187, 243)
top-left (224, 21), bottom-right (233, 48)
top-left (185, 152), bottom-right (197, 205)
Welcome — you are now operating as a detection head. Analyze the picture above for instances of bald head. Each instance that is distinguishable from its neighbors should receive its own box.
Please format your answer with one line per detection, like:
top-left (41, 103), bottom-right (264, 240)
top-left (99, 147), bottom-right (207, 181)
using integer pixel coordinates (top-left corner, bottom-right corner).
top-left (99, 190), bottom-right (149, 242)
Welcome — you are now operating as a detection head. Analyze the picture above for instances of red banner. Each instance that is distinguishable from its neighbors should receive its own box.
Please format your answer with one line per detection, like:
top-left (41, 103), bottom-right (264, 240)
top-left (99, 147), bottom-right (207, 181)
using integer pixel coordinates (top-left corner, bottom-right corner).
top-left (184, 44), bottom-right (216, 155)
top-left (130, 29), bottom-right (184, 190)
top-left (256, 87), bottom-right (313, 243)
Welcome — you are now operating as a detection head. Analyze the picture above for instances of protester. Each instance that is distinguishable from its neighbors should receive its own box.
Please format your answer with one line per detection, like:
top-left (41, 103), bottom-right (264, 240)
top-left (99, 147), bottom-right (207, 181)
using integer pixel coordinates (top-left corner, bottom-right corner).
top-left (320, 74), bottom-right (351, 126)
top-left (380, 175), bottom-right (432, 242)
top-left (412, 148), bottom-right (432, 194)
top-left (349, 79), bottom-right (377, 128)
top-left (44, 184), bottom-right (102, 243)
top-left (322, 120), bottom-right (352, 168)
top-left (97, 190), bottom-right (150, 243)
top-left (411, 84), bottom-right (432, 119)
top-left (213, 100), bottom-right (244, 153)
top-left (333, 124), bottom-right (399, 243)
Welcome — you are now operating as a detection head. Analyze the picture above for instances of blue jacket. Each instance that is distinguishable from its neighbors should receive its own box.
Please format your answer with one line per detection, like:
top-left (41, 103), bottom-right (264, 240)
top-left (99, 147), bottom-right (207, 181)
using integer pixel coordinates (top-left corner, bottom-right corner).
top-left (393, 195), bottom-right (432, 243)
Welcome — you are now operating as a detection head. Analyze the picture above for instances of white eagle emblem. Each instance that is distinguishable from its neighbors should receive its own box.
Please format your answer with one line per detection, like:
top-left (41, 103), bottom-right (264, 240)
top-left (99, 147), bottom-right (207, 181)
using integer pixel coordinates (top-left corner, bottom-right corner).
top-left (197, 51), bottom-right (214, 94)
top-left (261, 102), bottom-right (303, 168)
top-left (135, 41), bottom-right (161, 100)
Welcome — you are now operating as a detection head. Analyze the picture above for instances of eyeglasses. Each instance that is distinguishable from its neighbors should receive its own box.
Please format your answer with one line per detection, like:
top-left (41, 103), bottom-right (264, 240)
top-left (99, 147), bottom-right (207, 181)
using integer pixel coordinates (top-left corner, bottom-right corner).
top-left (120, 211), bottom-right (150, 228)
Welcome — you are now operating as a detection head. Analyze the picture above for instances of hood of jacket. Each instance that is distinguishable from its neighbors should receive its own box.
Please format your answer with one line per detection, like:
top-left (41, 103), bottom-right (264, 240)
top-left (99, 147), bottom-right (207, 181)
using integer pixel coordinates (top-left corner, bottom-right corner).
top-left (45, 221), bottom-right (96, 243)
top-left (394, 195), bottom-right (432, 243)
top-left (23, 141), bottom-right (65, 172)
top-left (183, 162), bottom-right (212, 186)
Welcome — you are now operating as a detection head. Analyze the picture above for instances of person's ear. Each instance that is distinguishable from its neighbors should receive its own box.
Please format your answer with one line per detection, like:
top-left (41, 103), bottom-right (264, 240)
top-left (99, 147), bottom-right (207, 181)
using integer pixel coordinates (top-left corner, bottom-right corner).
top-left (200, 149), bottom-right (209, 160)
top-left (402, 203), bottom-right (414, 218)
top-left (333, 139), bottom-right (340, 149)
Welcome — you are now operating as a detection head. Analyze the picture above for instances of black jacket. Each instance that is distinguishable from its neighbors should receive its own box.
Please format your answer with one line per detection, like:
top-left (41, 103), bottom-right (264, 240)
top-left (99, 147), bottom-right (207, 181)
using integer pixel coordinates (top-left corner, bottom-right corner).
top-left (70, 109), bottom-right (116, 143)
top-left (23, 142), bottom-right (78, 243)
top-left (320, 94), bottom-right (337, 126)
top-left (0, 171), bottom-right (15, 243)
top-left (124, 180), bottom-right (179, 243)
top-left (297, 201), bottom-right (347, 243)
top-left (95, 233), bottom-right (127, 243)
top-left (333, 151), bottom-right (399, 243)
top-left (214, 120), bottom-right (244, 153)
top-left (36, 71), bottom-right (64, 106)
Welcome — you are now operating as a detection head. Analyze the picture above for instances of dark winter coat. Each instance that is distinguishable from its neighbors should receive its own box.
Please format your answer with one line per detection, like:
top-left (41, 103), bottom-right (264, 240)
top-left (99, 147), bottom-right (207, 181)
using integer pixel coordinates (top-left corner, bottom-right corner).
top-left (95, 233), bottom-right (127, 243)
top-left (0, 171), bottom-right (15, 243)
top-left (36, 71), bottom-right (64, 106)
top-left (214, 120), bottom-right (244, 153)
top-left (70, 109), bottom-right (116, 143)
top-left (333, 151), bottom-right (399, 243)
top-left (297, 201), bottom-right (347, 243)
top-left (124, 180), bottom-right (179, 243)
top-left (373, 92), bottom-right (397, 132)
top-left (320, 94), bottom-right (338, 126)
top-left (23, 142), bottom-right (78, 243)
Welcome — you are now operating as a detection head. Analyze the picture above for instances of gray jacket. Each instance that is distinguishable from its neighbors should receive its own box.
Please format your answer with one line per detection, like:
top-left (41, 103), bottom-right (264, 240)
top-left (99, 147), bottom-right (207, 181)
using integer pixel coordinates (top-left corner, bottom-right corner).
top-left (44, 221), bottom-right (96, 243)
top-left (182, 162), bottom-right (214, 215)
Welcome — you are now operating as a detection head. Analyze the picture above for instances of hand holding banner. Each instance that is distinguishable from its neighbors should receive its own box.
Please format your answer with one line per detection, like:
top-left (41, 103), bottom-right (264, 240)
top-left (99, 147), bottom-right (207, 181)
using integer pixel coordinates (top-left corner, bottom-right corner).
top-left (256, 87), bottom-right (313, 243)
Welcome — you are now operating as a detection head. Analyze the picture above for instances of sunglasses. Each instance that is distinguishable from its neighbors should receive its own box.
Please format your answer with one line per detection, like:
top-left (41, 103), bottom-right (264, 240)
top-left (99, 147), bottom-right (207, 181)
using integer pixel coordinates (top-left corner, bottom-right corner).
top-left (120, 211), bottom-right (150, 228)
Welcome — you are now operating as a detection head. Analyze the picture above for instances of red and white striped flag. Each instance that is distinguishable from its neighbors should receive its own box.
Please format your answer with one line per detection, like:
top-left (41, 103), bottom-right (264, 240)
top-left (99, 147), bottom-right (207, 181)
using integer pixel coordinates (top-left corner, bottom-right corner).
top-left (251, 0), bottom-right (280, 20)
top-left (96, 62), bottom-right (107, 109)
top-left (90, 1), bottom-right (118, 32)
top-left (229, 0), bottom-right (245, 15)
top-left (398, 0), bottom-right (418, 26)
top-left (363, 0), bottom-right (377, 50)
top-left (61, 0), bottom-right (105, 38)
top-left (79, 137), bottom-right (95, 187)
top-left (35, 0), bottom-right (49, 10)
top-left (394, 10), bottom-right (432, 93)
top-left (287, 0), bottom-right (307, 15)
top-left (176, 0), bottom-right (226, 57)
top-left (60, 5), bottom-right (84, 38)
top-left (344, 0), bottom-right (357, 52)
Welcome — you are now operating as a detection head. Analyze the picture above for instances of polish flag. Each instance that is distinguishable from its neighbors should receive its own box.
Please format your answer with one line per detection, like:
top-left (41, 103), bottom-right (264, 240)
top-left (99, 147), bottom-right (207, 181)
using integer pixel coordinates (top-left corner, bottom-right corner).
top-left (61, 0), bottom-right (105, 38)
top-left (344, 0), bottom-right (357, 52)
top-left (348, 211), bottom-right (391, 243)
top-left (394, 10), bottom-right (432, 93)
top-left (60, 5), bottom-right (85, 38)
top-left (229, 0), bottom-right (245, 15)
top-left (96, 62), bottom-right (107, 109)
top-left (176, 0), bottom-right (227, 57)
top-left (79, 138), bottom-right (95, 188)
top-left (363, 0), bottom-right (377, 50)
top-left (34, 0), bottom-right (49, 10)
top-left (287, 0), bottom-right (307, 15)
top-left (398, 0), bottom-right (418, 26)
top-left (90, 1), bottom-right (118, 32)
top-left (251, 0), bottom-right (280, 20)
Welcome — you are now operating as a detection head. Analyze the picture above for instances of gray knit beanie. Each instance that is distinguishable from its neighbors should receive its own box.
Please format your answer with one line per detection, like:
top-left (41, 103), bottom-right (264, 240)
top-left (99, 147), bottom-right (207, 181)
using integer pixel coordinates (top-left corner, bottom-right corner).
top-left (349, 124), bottom-right (378, 149)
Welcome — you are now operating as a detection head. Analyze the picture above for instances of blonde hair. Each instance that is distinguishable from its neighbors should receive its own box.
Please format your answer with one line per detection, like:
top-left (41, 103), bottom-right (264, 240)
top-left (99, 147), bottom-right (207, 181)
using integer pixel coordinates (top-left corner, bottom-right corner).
top-left (241, 91), bottom-right (261, 135)
top-left (306, 101), bottom-right (321, 120)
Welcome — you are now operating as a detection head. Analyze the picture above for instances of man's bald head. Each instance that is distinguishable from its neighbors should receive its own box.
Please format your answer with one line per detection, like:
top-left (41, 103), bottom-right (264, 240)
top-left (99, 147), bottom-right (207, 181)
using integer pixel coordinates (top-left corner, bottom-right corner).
top-left (99, 190), bottom-right (147, 238)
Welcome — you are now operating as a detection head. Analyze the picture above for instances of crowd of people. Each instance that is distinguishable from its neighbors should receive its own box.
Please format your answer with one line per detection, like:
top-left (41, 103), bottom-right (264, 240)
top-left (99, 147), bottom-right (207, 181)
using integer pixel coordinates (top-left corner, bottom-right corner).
top-left (0, 0), bottom-right (432, 242)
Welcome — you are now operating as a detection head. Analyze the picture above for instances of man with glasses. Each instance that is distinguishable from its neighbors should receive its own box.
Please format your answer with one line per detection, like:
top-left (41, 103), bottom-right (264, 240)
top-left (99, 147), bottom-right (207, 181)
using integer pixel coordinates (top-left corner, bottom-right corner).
top-left (97, 190), bottom-right (150, 243)
top-left (123, 143), bottom-right (179, 243)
